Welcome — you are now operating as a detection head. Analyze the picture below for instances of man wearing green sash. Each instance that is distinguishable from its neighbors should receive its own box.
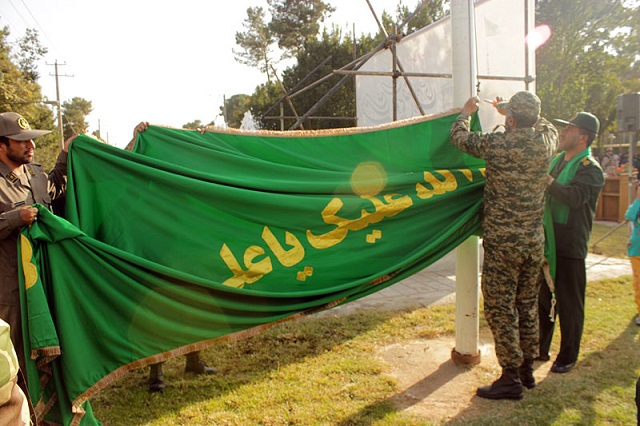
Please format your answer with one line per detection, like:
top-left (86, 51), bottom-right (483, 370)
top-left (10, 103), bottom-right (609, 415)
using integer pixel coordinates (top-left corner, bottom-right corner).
top-left (451, 92), bottom-right (558, 400)
top-left (538, 112), bottom-right (604, 374)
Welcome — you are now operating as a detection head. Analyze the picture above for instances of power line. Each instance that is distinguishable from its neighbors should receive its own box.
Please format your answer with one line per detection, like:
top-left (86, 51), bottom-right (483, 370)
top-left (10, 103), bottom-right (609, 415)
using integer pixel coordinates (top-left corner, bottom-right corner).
top-left (5, 0), bottom-right (30, 28)
top-left (3, 0), bottom-right (60, 57)
top-left (17, 0), bottom-right (60, 54)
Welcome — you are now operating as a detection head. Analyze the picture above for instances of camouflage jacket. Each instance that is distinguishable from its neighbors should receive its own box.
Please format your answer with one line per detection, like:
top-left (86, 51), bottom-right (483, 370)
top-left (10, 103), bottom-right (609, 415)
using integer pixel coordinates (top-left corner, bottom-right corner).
top-left (450, 115), bottom-right (558, 250)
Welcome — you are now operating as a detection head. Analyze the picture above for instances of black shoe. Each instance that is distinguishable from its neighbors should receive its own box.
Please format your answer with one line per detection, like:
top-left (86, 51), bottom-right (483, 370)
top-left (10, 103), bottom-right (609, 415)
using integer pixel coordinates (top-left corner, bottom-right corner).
top-left (184, 353), bottom-right (218, 375)
top-left (550, 361), bottom-right (575, 374)
top-left (148, 377), bottom-right (166, 393)
top-left (185, 362), bottom-right (218, 375)
top-left (148, 363), bottom-right (166, 392)
top-left (518, 359), bottom-right (535, 390)
top-left (535, 353), bottom-right (550, 362)
top-left (476, 368), bottom-right (524, 400)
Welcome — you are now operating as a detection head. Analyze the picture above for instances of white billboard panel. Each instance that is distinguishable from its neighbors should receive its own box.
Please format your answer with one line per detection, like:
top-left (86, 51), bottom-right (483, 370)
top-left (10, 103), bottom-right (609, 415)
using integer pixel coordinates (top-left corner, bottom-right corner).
top-left (356, 0), bottom-right (535, 132)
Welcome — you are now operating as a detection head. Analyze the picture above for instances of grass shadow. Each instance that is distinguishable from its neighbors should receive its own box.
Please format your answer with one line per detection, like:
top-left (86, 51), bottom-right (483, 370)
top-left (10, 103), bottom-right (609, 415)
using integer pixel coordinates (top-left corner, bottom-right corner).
top-left (91, 308), bottom-right (405, 424)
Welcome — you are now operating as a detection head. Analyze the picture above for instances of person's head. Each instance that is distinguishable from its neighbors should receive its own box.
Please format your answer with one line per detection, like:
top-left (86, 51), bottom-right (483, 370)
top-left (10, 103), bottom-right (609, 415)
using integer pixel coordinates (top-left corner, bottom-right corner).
top-left (605, 147), bottom-right (613, 156)
top-left (500, 91), bottom-right (541, 129)
top-left (0, 112), bottom-right (51, 166)
top-left (553, 112), bottom-right (600, 153)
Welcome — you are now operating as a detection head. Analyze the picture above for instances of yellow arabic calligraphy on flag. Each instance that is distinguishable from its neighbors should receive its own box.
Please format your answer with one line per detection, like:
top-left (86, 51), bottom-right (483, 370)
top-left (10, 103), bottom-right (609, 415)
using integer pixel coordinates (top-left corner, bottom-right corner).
top-left (21, 111), bottom-right (485, 425)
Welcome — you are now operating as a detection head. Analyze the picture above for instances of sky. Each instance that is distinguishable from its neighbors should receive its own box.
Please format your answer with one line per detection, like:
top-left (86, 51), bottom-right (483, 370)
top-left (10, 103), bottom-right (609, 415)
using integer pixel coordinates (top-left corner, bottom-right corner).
top-left (2, 0), bottom-right (404, 147)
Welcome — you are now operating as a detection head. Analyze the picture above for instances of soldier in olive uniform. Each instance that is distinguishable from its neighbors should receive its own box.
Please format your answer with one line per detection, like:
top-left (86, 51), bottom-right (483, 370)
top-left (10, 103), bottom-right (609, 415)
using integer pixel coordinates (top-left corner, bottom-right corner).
top-left (0, 112), bottom-right (73, 396)
top-left (450, 92), bottom-right (558, 399)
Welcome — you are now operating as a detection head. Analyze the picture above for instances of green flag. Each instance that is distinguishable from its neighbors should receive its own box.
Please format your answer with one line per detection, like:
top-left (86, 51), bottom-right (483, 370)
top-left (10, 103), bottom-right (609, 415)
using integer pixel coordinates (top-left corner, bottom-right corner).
top-left (20, 112), bottom-right (485, 424)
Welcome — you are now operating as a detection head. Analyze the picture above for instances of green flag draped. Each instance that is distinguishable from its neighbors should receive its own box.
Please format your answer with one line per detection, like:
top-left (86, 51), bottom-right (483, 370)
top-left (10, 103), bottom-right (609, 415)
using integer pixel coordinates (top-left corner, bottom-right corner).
top-left (19, 112), bottom-right (484, 425)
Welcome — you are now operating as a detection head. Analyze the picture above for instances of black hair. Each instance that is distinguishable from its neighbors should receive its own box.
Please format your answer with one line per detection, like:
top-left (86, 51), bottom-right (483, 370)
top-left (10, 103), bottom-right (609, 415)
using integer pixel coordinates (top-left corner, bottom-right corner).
top-left (0, 136), bottom-right (9, 146)
top-left (578, 128), bottom-right (596, 146)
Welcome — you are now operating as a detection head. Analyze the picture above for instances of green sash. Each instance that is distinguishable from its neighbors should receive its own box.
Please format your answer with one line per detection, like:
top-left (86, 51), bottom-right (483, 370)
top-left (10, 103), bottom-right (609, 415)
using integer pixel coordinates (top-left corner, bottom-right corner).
top-left (544, 147), bottom-right (592, 282)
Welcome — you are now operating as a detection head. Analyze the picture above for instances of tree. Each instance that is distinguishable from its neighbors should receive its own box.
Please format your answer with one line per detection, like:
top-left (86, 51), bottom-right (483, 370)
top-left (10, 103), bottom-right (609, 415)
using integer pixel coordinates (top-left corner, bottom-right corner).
top-left (391, 0), bottom-right (449, 35)
top-left (249, 81), bottom-right (283, 131)
top-left (234, 7), bottom-right (275, 81)
top-left (236, 1), bottom-right (449, 131)
top-left (15, 28), bottom-right (48, 82)
top-left (222, 94), bottom-right (251, 128)
top-left (250, 27), bottom-right (377, 130)
top-left (183, 120), bottom-right (204, 130)
top-left (536, 0), bottom-right (640, 139)
top-left (234, 1), bottom-right (335, 80)
top-left (62, 97), bottom-right (92, 139)
top-left (0, 25), bottom-right (59, 170)
top-left (267, 0), bottom-right (335, 58)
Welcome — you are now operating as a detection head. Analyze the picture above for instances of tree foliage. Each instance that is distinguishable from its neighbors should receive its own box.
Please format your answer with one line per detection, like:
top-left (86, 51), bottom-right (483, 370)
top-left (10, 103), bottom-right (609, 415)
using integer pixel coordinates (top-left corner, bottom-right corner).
top-left (267, 0), bottom-right (335, 58)
top-left (234, 0), bottom-right (335, 80)
top-left (382, 0), bottom-right (449, 36)
top-left (246, 1), bottom-right (447, 130)
top-left (15, 28), bottom-right (48, 82)
top-left (222, 94), bottom-right (251, 128)
top-left (183, 119), bottom-right (204, 130)
top-left (0, 25), bottom-right (59, 170)
top-left (250, 27), bottom-right (377, 131)
top-left (62, 97), bottom-right (92, 139)
top-left (535, 0), bottom-right (640, 139)
top-left (234, 7), bottom-right (274, 81)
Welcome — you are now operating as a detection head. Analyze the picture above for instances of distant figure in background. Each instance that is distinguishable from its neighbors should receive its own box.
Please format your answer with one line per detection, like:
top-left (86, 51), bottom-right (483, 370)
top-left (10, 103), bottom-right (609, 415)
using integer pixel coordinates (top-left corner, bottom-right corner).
top-left (599, 147), bottom-right (617, 176)
top-left (538, 112), bottom-right (605, 374)
top-left (624, 183), bottom-right (640, 327)
top-left (126, 121), bottom-right (217, 392)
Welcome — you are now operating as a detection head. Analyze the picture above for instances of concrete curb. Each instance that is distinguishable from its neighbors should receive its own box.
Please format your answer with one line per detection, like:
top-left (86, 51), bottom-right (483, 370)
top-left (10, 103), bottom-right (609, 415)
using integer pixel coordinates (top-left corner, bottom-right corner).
top-left (319, 251), bottom-right (631, 317)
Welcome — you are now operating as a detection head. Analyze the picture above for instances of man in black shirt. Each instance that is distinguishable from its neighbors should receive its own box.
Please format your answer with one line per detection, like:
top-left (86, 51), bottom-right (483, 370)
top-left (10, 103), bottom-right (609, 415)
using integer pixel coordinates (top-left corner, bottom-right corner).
top-left (538, 112), bottom-right (604, 374)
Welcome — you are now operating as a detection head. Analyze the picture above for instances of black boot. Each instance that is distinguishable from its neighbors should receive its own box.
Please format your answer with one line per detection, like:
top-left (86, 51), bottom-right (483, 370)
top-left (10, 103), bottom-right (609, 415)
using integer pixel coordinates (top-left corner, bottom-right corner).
top-left (184, 352), bottom-right (217, 375)
top-left (477, 368), bottom-right (524, 400)
top-left (148, 363), bottom-right (166, 393)
top-left (518, 358), bottom-right (535, 389)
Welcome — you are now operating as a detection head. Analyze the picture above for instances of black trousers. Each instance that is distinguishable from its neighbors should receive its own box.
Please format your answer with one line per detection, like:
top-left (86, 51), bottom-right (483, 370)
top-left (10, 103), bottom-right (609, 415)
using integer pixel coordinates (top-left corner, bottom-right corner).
top-left (539, 256), bottom-right (586, 364)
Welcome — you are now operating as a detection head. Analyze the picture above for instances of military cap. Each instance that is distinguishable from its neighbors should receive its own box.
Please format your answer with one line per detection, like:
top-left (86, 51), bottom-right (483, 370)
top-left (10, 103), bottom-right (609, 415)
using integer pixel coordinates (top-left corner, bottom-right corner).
top-left (553, 112), bottom-right (600, 135)
top-left (0, 112), bottom-right (51, 141)
top-left (497, 91), bottom-right (541, 121)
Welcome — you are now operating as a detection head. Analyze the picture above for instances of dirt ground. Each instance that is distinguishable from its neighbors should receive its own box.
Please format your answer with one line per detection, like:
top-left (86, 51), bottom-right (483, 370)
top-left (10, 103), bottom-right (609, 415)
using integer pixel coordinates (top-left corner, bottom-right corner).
top-left (379, 329), bottom-right (551, 424)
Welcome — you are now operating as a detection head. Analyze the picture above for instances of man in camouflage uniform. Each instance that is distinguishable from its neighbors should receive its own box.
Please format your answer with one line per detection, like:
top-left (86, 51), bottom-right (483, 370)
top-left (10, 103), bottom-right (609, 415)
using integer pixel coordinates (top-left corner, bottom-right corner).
top-left (450, 92), bottom-right (558, 399)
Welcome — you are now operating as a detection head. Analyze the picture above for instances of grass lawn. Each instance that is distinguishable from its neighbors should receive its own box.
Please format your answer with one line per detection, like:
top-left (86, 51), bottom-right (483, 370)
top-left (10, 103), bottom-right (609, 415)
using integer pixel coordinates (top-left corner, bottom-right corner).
top-left (590, 221), bottom-right (630, 259)
top-left (89, 222), bottom-right (639, 425)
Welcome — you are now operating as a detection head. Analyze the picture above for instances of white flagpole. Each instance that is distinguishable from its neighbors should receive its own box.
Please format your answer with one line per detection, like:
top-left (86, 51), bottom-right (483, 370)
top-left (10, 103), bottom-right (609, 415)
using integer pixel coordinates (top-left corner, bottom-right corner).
top-left (450, 0), bottom-right (481, 365)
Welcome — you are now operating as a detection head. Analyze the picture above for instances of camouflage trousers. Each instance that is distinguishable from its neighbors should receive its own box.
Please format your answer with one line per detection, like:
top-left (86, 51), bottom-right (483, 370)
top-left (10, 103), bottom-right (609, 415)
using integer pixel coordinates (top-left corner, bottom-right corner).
top-left (481, 242), bottom-right (544, 368)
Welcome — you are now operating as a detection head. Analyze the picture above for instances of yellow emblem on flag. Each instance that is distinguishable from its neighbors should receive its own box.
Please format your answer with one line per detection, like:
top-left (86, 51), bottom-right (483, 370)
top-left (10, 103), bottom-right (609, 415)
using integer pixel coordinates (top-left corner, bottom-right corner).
top-left (20, 235), bottom-right (38, 290)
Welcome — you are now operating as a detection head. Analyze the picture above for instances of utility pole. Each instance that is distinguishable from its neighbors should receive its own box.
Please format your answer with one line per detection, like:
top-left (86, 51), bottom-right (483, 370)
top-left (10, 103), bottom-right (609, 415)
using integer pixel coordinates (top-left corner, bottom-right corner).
top-left (47, 60), bottom-right (73, 149)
